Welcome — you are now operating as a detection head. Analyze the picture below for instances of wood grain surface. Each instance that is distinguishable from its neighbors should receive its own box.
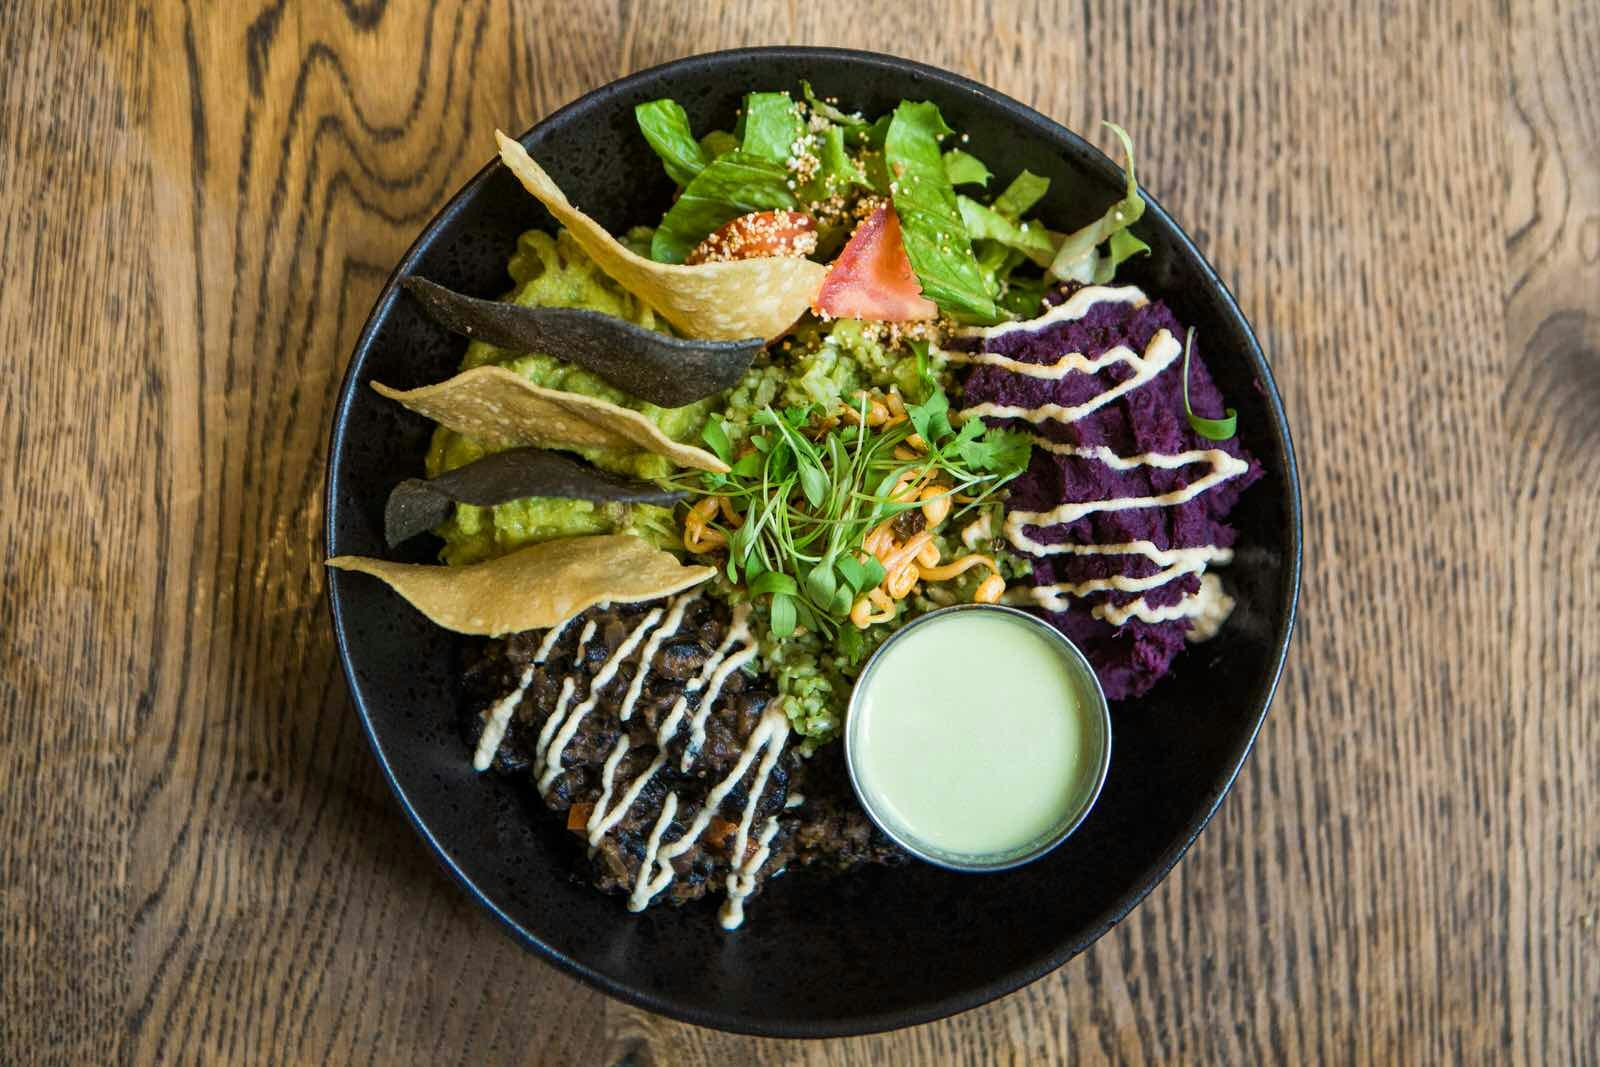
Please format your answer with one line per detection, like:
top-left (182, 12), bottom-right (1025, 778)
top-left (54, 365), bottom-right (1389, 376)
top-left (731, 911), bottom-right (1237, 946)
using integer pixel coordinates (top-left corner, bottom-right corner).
top-left (2, 1), bottom-right (1595, 1063)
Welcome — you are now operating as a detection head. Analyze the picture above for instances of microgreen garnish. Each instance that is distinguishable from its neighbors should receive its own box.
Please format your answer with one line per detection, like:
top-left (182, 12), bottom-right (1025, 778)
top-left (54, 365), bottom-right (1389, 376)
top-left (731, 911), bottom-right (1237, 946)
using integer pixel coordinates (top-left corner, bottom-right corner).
top-left (669, 383), bottom-right (1031, 642)
top-left (1181, 327), bottom-right (1238, 441)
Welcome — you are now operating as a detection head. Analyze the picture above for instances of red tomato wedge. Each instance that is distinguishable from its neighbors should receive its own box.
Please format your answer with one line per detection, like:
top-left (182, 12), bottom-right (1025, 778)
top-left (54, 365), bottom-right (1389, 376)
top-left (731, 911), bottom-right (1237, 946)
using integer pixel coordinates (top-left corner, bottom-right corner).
top-left (812, 205), bottom-right (938, 322)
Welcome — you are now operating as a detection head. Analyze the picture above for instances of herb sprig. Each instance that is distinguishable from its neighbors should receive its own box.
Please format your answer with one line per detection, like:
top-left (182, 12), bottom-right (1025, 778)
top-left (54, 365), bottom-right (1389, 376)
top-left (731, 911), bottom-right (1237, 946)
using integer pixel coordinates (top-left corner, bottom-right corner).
top-left (677, 378), bottom-right (1030, 652)
top-left (1181, 327), bottom-right (1239, 441)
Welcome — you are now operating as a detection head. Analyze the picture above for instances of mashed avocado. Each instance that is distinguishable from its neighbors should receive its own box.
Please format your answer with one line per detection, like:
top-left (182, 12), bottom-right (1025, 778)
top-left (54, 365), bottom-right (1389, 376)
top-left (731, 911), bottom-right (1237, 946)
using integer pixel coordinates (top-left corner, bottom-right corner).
top-left (427, 228), bottom-right (705, 563)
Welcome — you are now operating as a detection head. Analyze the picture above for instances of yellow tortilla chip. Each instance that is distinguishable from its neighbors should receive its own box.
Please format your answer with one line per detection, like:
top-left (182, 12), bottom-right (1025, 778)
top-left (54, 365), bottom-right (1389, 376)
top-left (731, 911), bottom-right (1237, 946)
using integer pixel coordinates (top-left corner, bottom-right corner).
top-left (372, 366), bottom-right (728, 474)
top-left (495, 130), bottom-right (827, 342)
top-left (327, 534), bottom-right (715, 636)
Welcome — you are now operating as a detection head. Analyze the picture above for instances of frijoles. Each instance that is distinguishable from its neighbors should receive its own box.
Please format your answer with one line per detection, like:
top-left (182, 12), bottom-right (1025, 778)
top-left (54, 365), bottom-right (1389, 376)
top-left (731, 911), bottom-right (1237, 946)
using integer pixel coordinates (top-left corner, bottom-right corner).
top-left (463, 592), bottom-right (902, 929)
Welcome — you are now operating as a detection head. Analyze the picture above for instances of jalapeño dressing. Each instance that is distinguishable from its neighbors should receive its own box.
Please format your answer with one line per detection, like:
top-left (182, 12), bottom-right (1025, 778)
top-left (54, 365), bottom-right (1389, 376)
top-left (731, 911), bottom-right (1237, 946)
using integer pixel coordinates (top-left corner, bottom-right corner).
top-left (847, 608), bottom-right (1110, 867)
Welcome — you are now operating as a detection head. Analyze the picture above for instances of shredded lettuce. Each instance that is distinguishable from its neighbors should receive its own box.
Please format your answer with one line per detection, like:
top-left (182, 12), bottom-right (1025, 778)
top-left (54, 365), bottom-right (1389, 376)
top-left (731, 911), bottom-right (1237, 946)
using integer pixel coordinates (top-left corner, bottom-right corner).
top-left (862, 113), bottom-right (892, 150)
top-left (1047, 122), bottom-right (1150, 283)
top-left (1182, 328), bottom-right (1238, 440)
top-left (956, 168), bottom-right (1055, 304)
top-left (998, 274), bottom-right (1049, 316)
top-left (883, 101), bottom-right (1000, 324)
top-left (800, 81), bottom-right (867, 131)
top-left (740, 91), bottom-right (804, 164)
top-left (799, 124), bottom-right (869, 201)
top-left (973, 240), bottom-right (1021, 289)
top-left (958, 196), bottom-right (1055, 266)
top-left (634, 99), bottom-right (710, 188)
top-left (942, 149), bottom-right (991, 188)
top-left (1098, 228), bottom-right (1151, 283)
top-left (699, 129), bottom-right (738, 158)
top-left (992, 169), bottom-right (1050, 219)
top-left (649, 151), bottom-right (797, 263)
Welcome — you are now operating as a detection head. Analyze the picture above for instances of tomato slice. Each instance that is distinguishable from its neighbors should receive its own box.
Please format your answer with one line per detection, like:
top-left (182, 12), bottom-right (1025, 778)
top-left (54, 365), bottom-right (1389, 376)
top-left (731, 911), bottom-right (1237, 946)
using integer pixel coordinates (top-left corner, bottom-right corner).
top-left (813, 205), bottom-right (939, 322)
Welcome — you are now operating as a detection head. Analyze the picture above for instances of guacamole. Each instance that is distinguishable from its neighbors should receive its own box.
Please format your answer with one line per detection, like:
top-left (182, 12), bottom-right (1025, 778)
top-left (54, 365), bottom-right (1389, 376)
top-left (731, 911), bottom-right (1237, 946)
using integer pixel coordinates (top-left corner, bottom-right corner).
top-left (426, 229), bottom-right (708, 563)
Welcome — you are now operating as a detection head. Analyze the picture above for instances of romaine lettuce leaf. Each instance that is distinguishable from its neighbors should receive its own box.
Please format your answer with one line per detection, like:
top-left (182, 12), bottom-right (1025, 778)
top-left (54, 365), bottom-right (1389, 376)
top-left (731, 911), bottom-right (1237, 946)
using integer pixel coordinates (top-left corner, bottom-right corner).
top-left (699, 129), bottom-right (739, 158)
top-left (740, 91), bottom-right (804, 164)
top-left (958, 196), bottom-right (1055, 266)
top-left (942, 149), bottom-right (991, 188)
top-left (862, 113), bottom-right (892, 150)
top-left (991, 169), bottom-right (1050, 218)
top-left (883, 101), bottom-right (1000, 324)
top-left (998, 274), bottom-right (1049, 316)
top-left (635, 99), bottom-right (710, 187)
top-left (799, 124), bottom-right (869, 202)
top-left (649, 150), bottom-right (797, 263)
top-left (1094, 227), bottom-right (1151, 283)
top-left (1048, 123), bottom-right (1149, 283)
top-left (800, 81), bottom-right (867, 131)
top-left (971, 239), bottom-right (1021, 298)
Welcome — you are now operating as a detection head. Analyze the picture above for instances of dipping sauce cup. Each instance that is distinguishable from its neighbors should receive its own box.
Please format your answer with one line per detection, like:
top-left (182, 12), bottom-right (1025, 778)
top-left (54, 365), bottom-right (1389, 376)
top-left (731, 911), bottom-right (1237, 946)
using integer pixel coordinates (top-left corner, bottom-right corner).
top-left (844, 604), bottom-right (1112, 872)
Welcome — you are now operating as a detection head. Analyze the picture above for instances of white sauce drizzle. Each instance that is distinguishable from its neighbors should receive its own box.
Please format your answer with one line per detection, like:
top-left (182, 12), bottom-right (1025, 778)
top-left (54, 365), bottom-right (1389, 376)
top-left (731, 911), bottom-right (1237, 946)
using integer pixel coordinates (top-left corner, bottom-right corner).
top-left (617, 591), bottom-right (701, 722)
top-left (1183, 573), bottom-right (1235, 642)
top-left (961, 330), bottom-right (1182, 428)
top-left (1005, 441), bottom-right (1250, 533)
top-left (629, 704), bottom-right (790, 914)
top-left (654, 603), bottom-right (755, 757)
top-left (680, 617), bottom-right (759, 770)
top-left (587, 751), bottom-right (666, 846)
top-left (719, 816), bottom-right (783, 931)
top-left (538, 606), bottom-right (666, 794)
top-left (583, 589), bottom-right (701, 846)
top-left (473, 668), bottom-right (533, 773)
top-left (533, 612), bottom-right (578, 663)
top-left (1092, 572), bottom-right (1235, 634)
top-left (628, 793), bottom-right (679, 912)
top-left (530, 619), bottom-right (596, 788)
top-left (958, 286), bottom-right (1248, 639)
top-left (472, 611), bottom-right (579, 772)
top-left (954, 284), bottom-right (1147, 340)
top-left (960, 513), bottom-right (991, 550)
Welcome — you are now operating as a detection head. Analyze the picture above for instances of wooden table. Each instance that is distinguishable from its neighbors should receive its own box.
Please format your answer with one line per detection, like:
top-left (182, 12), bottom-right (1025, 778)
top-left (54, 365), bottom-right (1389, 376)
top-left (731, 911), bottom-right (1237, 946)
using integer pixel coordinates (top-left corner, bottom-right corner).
top-left (3, 1), bottom-right (1594, 1063)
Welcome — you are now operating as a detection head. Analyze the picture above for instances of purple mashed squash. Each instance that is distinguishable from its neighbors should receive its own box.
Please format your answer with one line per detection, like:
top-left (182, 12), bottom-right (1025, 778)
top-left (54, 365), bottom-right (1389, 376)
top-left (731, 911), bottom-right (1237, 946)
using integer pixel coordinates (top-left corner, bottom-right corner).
top-left (954, 286), bottom-right (1261, 700)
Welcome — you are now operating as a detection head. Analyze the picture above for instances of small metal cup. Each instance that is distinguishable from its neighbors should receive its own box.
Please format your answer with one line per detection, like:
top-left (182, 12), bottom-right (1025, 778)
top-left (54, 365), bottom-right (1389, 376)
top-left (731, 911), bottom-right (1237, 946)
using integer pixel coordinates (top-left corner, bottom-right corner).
top-left (843, 604), bottom-right (1112, 872)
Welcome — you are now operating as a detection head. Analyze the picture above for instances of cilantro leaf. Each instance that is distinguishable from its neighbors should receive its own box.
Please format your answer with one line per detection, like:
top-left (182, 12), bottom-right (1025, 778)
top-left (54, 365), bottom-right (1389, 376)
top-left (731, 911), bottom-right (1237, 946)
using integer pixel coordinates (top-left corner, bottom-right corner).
top-left (700, 416), bottom-right (733, 463)
top-left (954, 425), bottom-right (1033, 474)
top-left (906, 384), bottom-right (953, 444)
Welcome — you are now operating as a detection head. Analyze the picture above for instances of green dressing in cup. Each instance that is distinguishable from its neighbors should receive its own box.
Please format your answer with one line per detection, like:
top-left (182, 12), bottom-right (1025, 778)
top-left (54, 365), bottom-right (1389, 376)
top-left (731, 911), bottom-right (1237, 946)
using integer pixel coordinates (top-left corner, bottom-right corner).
top-left (844, 605), bottom-right (1111, 871)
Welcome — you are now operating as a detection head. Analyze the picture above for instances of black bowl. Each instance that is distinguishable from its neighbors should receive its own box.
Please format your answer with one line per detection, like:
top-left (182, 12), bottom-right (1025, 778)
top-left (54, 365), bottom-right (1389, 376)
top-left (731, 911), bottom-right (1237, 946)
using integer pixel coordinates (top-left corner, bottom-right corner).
top-left (325, 47), bottom-right (1301, 1037)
